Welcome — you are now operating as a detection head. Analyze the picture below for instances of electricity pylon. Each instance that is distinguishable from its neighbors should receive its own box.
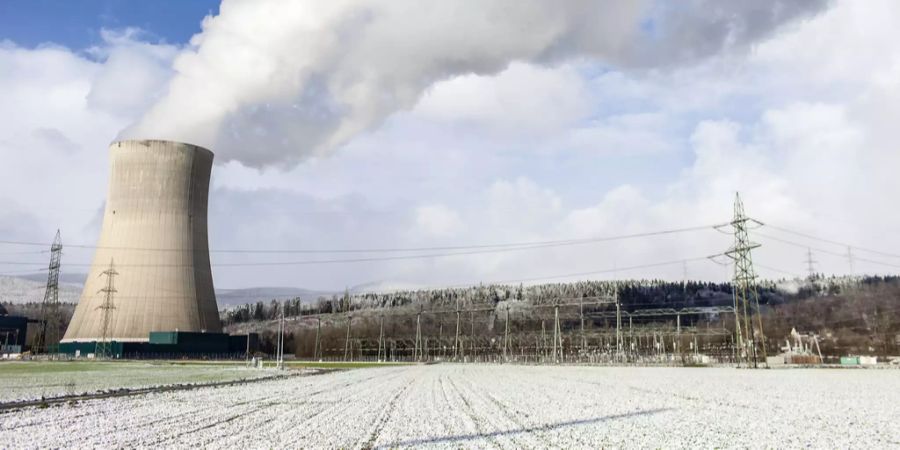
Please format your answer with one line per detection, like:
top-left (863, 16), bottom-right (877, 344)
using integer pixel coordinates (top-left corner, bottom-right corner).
top-left (35, 231), bottom-right (62, 355)
top-left (343, 289), bottom-right (352, 361)
top-left (804, 248), bottom-right (818, 280)
top-left (314, 316), bottom-right (323, 360)
top-left (722, 193), bottom-right (768, 368)
top-left (95, 259), bottom-right (118, 359)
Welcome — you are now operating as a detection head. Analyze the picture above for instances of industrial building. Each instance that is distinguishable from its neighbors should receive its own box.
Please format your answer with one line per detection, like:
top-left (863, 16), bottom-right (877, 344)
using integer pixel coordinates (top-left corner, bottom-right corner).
top-left (59, 331), bottom-right (259, 359)
top-left (61, 140), bottom-right (225, 354)
top-left (0, 307), bottom-right (29, 355)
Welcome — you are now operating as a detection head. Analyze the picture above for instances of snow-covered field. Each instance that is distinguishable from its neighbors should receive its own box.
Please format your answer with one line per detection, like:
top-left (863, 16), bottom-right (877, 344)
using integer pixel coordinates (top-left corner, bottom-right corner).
top-left (0, 361), bottom-right (271, 403)
top-left (1, 365), bottom-right (898, 448)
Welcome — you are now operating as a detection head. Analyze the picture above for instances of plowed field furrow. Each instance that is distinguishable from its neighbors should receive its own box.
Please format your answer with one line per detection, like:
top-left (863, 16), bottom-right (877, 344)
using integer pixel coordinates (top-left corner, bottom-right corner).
top-left (2, 365), bottom-right (898, 449)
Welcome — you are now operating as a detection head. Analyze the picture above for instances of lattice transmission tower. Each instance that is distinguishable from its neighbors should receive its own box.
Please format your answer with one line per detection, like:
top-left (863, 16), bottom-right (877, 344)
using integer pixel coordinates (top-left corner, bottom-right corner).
top-left (95, 259), bottom-right (118, 359)
top-left (35, 230), bottom-right (63, 355)
top-left (804, 248), bottom-right (818, 280)
top-left (722, 193), bottom-right (768, 368)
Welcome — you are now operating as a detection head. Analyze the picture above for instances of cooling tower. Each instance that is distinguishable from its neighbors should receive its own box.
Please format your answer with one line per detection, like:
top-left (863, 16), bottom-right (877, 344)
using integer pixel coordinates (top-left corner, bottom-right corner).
top-left (62, 140), bottom-right (221, 342)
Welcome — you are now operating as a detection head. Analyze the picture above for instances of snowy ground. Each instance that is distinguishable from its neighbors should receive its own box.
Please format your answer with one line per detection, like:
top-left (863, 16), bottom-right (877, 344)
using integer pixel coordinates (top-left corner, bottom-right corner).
top-left (1, 365), bottom-right (898, 448)
top-left (0, 361), bottom-right (271, 403)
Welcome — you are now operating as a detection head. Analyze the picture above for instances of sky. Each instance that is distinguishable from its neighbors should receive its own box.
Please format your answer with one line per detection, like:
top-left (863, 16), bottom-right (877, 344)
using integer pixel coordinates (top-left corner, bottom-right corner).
top-left (2, 0), bottom-right (900, 291)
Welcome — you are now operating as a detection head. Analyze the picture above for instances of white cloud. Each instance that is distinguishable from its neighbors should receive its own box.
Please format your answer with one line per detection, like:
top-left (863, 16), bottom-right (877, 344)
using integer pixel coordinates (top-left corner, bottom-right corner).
top-left (415, 205), bottom-right (464, 238)
top-left (0, 32), bottom-right (176, 256)
top-left (85, 29), bottom-right (179, 116)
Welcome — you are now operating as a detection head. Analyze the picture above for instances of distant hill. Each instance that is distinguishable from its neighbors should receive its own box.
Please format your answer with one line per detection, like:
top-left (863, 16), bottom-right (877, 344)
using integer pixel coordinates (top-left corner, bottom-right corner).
top-left (16, 272), bottom-right (88, 285)
top-left (0, 275), bottom-right (82, 305)
top-left (0, 274), bottom-right (337, 309)
top-left (215, 287), bottom-right (335, 308)
top-left (349, 280), bottom-right (424, 294)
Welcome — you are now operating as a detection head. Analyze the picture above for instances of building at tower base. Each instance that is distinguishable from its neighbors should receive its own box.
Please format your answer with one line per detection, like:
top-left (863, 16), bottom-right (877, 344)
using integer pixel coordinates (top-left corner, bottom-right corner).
top-left (59, 331), bottom-right (260, 359)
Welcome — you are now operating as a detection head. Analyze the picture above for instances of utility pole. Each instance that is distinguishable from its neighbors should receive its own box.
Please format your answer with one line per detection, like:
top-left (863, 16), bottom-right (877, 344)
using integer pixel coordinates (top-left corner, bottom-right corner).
top-left (676, 313), bottom-right (681, 356)
top-left (438, 321), bottom-right (443, 359)
top-left (503, 304), bottom-right (510, 362)
top-left (628, 315), bottom-right (633, 361)
top-left (847, 246), bottom-right (855, 276)
top-left (552, 298), bottom-right (562, 363)
top-left (377, 315), bottom-right (384, 362)
top-left (343, 315), bottom-right (352, 361)
top-left (35, 231), bottom-right (62, 355)
top-left (414, 306), bottom-right (423, 361)
top-left (277, 301), bottom-right (285, 369)
top-left (314, 316), bottom-right (322, 360)
top-left (95, 259), bottom-right (118, 360)
top-left (722, 192), bottom-right (768, 368)
top-left (246, 328), bottom-right (251, 363)
top-left (730, 277), bottom-right (743, 365)
top-left (540, 320), bottom-right (546, 361)
top-left (343, 290), bottom-right (352, 361)
top-left (579, 293), bottom-right (586, 356)
top-left (454, 296), bottom-right (461, 360)
top-left (615, 283), bottom-right (622, 362)
top-left (470, 309), bottom-right (476, 360)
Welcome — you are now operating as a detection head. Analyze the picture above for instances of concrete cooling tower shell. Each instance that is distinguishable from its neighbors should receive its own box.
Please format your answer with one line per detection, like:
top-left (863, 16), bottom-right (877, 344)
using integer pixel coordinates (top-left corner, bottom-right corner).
top-left (62, 140), bottom-right (221, 342)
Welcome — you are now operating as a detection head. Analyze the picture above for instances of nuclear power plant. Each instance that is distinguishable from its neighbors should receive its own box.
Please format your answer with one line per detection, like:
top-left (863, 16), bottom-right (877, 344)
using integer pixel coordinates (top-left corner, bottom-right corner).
top-left (60, 140), bottom-right (254, 357)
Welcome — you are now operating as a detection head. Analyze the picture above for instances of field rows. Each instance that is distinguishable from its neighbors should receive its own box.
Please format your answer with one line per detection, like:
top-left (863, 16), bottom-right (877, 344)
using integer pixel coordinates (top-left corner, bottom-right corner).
top-left (0, 361), bottom-right (271, 403)
top-left (2, 365), bottom-right (898, 448)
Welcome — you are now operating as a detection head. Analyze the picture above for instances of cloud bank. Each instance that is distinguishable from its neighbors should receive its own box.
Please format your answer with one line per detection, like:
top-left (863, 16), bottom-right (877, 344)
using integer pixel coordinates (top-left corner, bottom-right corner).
top-left (8, 0), bottom-right (900, 291)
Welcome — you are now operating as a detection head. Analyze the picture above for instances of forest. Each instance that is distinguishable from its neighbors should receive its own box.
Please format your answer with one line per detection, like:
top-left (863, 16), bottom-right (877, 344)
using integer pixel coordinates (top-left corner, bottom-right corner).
top-left (222, 276), bottom-right (900, 360)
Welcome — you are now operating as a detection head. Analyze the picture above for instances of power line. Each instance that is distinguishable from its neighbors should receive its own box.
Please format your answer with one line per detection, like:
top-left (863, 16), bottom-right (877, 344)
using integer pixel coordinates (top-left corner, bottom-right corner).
top-left (755, 263), bottom-right (801, 278)
top-left (757, 221), bottom-right (900, 259)
top-left (4, 255), bottom-right (734, 304)
top-left (0, 250), bottom-right (725, 271)
top-left (754, 232), bottom-right (900, 270)
top-left (448, 253), bottom-right (723, 288)
top-left (0, 267), bottom-right (49, 275)
top-left (0, 225), bottom-right (728, 268)
top-left (201, 254), bottom-right (733, 299)
top-left (0, 223), bottom-right (723, 254)
top-left (0, 250), bottom-right (47, 255)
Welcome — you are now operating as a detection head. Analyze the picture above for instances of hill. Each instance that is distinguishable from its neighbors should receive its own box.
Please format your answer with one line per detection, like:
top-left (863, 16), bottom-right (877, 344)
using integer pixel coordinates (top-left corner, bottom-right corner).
top-left (0, 275), bottom-right (82, 305)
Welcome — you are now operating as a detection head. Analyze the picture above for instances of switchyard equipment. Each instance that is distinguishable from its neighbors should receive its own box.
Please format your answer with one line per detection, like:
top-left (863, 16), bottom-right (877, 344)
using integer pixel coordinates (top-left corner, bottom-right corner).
top-left (0, 315), bottom-right (28, 354)
top-left (63, 140), bottom-right (222, 344)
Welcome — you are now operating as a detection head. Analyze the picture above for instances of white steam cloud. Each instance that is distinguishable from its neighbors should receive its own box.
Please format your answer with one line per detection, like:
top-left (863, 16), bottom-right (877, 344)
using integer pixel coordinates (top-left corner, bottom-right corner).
top-left (122, 0), bottom-right (828, 167)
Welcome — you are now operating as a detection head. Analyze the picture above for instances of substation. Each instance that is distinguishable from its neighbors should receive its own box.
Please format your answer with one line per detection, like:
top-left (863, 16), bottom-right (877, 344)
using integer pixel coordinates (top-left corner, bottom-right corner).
top-left (265, 295), bottom-right (756, 366)
top-left (238, 196), bottom-right (771, 367)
